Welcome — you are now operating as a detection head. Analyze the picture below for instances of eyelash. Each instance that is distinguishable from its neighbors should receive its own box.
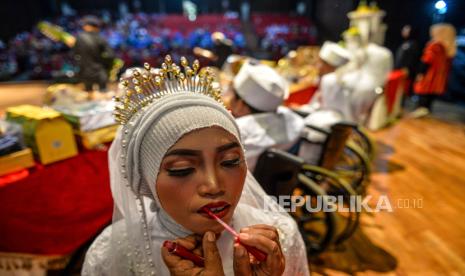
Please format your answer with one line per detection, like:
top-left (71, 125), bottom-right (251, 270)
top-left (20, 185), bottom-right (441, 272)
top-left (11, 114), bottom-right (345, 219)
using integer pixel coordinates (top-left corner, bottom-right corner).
top-left (221, 158), bottom-right (241, 168)
top-left (166, 158), bottom-right (242, 177)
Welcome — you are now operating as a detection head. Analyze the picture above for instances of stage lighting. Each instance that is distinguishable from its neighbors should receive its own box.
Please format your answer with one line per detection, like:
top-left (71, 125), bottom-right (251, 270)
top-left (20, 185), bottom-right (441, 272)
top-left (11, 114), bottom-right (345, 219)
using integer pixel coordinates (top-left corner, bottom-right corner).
top-left (183, 0), bottom-right (197, 21)
top-left (434, 0), bottom-right (448, 14)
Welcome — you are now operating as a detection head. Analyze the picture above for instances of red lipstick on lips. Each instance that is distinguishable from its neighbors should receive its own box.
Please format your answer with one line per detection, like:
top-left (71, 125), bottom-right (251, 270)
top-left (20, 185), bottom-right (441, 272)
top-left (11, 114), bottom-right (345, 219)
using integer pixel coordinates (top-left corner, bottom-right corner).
top-left (163, 241), bottom-right (205, 267)
top-left (198, 201), bottom-right (231, 219)
top-left (202, 207), bottom-right (267, 262)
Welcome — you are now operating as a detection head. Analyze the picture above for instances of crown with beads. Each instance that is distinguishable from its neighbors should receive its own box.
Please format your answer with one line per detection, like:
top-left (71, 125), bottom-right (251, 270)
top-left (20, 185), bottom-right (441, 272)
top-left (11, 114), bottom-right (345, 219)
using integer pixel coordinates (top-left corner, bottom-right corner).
top-left (114, 55), bottom-right (223, 125)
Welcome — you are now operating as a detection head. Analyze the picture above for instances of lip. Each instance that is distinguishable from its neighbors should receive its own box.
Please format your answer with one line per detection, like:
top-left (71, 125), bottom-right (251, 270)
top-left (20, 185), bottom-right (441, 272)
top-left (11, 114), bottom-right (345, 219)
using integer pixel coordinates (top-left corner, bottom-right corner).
top-left (197, 201), bottom-right (231, 219)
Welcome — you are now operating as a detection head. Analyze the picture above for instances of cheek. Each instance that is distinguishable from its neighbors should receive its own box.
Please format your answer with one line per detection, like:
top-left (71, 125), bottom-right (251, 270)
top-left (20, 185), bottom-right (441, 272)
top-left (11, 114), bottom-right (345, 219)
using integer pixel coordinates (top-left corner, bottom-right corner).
top-left (229, 99), bottom-right (239, 112)
top-left (223, 166), bottom-right (247, 203)
top-left (156, 176), bottom-right (197, 214)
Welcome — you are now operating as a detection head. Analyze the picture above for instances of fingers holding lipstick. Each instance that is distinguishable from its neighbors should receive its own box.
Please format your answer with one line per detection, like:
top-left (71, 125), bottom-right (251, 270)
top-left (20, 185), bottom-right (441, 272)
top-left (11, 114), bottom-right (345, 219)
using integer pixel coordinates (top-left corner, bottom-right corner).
top-left (235, 225), bottom-right (285, 276)
top-left (162, 233), bottom-right (225, 276)
top-left (201, 231), bottom-right (225, 275)
top-left (238, 232), bottom-right (281, 256)
top-left (161, 244), bottom-right (197, 274)
top-left (233, 243), bottom-right (253, 276)
top-left (161, 234), bottom-right (203, 275)
top-left (174, 234), bottom-right (199, 250)
top-left (240, 225), bottom-right (280, 244)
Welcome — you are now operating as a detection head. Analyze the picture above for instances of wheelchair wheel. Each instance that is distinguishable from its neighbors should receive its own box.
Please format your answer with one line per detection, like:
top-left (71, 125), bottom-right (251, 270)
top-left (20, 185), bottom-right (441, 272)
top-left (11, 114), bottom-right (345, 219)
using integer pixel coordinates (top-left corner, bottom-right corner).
top-left (292, 173), bottom-right (338, 255)
top-left (349, 126), bottom-right (375, 161)
top-left (333, 141), bottom-right (371, 195)
top-left (300, 165), bottom-right (361, 246)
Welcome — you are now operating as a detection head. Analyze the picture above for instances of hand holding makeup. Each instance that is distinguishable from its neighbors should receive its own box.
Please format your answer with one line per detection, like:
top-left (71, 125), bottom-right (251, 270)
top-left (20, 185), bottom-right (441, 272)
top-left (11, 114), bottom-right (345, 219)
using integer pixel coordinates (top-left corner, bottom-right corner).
top-left (202, 207), bottom-right (267, 262)
top-left (233, 225), bottom-right (285, 276)
top-left (161, 232), bottom-right (225, 276)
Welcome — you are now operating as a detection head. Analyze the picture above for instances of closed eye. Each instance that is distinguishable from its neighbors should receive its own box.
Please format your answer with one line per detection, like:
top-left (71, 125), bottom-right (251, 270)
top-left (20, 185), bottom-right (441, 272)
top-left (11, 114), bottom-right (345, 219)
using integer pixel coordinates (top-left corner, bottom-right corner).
top-left (221, 158), bottom-right (242, 168)
top-left (166, 168), bottom-right (195, 177)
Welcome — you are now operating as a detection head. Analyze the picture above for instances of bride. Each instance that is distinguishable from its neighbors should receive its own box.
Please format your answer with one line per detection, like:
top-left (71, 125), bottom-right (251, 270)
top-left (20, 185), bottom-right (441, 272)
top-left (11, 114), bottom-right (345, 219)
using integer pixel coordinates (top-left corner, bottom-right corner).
top-left (82, 56), bottom-right (310, 276)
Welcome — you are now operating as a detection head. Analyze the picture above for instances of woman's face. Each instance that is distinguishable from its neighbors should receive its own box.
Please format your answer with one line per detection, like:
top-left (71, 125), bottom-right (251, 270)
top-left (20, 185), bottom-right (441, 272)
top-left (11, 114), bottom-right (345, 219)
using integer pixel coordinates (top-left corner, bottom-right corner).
top-left (156, 127), bottom-right (247, 234)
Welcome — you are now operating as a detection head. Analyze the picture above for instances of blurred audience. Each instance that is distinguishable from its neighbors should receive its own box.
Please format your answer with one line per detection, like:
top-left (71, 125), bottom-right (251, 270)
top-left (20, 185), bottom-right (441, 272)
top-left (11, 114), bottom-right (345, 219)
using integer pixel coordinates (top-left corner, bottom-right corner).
top-left (0, 12), bottom-right (247, 82)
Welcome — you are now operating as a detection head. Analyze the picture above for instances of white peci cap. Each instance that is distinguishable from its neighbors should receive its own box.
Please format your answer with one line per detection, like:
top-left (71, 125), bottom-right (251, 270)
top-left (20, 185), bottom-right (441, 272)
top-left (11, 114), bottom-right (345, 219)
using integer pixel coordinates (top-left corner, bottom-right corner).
top-left (233, 61), bottom-right (288, 112)
top-left (319, 41), bottom-right (351, 67)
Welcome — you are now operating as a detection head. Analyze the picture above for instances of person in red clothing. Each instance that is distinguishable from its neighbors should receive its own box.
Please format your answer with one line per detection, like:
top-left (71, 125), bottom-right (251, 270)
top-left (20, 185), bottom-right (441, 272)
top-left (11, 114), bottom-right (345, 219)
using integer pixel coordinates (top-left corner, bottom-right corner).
top-left (413, 23), bottom-right (456, 116)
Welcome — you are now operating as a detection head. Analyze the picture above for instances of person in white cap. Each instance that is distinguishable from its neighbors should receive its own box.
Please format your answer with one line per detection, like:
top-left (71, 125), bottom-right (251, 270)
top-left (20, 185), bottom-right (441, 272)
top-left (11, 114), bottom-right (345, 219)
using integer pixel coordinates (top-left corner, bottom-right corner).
top-left (297, 41), bottom-right (354, 163)
top-left (228, 60), bottom-right (305, 171)
top-left (306, 41), bottom-right (353, 118)
top-left (316, 41), bottom-right (352, 79)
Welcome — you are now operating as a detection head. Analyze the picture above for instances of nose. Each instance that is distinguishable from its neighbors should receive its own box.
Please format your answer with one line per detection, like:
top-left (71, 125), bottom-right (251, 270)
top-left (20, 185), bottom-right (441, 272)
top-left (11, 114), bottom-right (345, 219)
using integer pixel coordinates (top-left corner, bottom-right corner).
top-left (198, 165), bottom-right (225, 198)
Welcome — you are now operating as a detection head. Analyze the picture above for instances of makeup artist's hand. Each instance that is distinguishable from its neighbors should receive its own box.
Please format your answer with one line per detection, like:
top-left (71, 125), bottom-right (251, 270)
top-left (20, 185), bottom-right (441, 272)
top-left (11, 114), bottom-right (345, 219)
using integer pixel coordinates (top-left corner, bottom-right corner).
top-left (233, 224), bottom-right (285, 276)
top-left (161, 231), bottom-right (225, 276)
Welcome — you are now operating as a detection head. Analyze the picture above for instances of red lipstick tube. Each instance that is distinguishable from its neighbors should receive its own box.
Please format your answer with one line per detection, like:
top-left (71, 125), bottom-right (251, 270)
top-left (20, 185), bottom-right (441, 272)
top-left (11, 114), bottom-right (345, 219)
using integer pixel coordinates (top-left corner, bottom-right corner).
top-left (163, 240), bottom-right (205, 267)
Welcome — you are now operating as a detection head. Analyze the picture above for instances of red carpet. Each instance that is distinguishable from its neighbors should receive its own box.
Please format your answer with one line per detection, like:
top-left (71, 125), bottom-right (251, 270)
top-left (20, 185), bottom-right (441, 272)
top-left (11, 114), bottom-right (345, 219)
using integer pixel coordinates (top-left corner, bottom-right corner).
top-left (0, 148), bottom-right (113, 255)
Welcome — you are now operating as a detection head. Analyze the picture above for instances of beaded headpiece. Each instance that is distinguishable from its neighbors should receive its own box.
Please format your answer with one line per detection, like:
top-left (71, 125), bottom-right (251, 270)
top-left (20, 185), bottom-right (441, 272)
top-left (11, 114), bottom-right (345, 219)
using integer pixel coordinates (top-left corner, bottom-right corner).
top-left (114, 55), bottom-right (223, 124)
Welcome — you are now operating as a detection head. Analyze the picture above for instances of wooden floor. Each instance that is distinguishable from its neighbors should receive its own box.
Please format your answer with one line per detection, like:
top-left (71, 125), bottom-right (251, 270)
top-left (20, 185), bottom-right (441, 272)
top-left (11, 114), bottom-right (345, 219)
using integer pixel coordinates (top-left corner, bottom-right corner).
top-left (313, 115), bottom-right (465, 275)
top-left (1, 83), bottom-right (465, 275)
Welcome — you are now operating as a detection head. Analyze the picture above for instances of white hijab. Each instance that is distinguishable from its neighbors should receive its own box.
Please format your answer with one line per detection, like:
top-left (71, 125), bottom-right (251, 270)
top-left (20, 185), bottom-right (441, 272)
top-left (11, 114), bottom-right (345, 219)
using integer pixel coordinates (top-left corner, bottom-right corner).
top-left (82, 93), bottom-right (310, 276)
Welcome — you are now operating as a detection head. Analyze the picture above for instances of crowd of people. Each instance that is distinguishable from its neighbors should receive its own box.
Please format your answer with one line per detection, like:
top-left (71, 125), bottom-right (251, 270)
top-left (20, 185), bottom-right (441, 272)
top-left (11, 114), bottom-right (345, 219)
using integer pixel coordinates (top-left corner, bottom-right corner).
top-left (0, 12), bottom-right (318, 83)
top-left (0, 12), bottom-right (246, 82)
top-left (252, 13), bottom-right (318, 60)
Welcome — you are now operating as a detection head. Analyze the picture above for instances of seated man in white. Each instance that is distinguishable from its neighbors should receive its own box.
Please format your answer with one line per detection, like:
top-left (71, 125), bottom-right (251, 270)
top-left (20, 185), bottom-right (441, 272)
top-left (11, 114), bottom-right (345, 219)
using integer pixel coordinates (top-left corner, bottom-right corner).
top-left (298, 42), bottom-right (354, 163)
top-left (228, 60), bottom-right (305, 171)
top-left (315, 41), bottom-right (354, 120)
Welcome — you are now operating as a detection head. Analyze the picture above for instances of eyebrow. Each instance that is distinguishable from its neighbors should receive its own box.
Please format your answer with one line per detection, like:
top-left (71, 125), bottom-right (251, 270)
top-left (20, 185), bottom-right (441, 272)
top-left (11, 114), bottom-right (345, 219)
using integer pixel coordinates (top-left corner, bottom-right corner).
top-left (165, 142), bottom-right (240, 157)
top-left (216, 142), bottom-right (240, 152)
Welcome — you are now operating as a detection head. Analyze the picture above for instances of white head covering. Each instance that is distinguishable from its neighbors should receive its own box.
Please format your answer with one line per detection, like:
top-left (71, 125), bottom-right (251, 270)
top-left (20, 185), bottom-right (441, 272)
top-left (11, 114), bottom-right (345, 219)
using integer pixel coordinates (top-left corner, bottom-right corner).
top-left (82, 57), bottom-right (309, 276)
top-left (319, 41), bottom-right (351, 68)
top-left (233, 61), bottom-right (288, 112)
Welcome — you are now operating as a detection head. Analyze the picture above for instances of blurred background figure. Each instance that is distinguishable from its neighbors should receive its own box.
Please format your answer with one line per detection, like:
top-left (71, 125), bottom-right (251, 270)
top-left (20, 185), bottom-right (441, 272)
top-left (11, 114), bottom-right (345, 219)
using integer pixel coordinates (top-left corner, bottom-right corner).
top-left (312, 41), bottom-right (352, 118)
top-left (211, 31), bottom-right (234, 68)
top-left (228, 60), bottom-right (304, 170)
top-left (193, 31), bottom-right (233, 68)
top-left (412, 23), bottom-right (457, 116)
top-left (394, 25), bottom-right (420, 95)
top-left (72, 16), bottom-right (114, 93)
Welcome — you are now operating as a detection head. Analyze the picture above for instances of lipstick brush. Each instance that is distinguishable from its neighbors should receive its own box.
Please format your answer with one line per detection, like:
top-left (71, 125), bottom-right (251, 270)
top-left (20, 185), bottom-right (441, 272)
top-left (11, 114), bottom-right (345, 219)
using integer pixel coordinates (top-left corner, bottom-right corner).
top-left (202, 207), bottom-right (267, 262)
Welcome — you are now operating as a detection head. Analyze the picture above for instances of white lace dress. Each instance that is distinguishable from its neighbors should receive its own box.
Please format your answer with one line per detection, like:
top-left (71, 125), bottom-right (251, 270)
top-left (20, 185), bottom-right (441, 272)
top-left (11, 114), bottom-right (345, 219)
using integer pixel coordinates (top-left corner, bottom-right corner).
top-left (82, 204), bottom-right (310, 276)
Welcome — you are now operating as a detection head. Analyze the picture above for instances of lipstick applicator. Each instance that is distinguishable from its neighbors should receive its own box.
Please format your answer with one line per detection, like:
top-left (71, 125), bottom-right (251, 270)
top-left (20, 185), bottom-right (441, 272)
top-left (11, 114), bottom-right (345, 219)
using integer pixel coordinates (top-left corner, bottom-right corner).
top-left (202, 207), bottom-right (267, 262)
top-left (163, 240), bottom-right (205, 267)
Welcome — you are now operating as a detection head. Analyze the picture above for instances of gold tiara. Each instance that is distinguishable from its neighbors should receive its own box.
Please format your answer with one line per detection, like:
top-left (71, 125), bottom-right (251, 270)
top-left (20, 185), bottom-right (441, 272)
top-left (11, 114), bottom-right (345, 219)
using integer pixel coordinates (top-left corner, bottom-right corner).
top-left (114, 55), bottom-right (223, 124)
